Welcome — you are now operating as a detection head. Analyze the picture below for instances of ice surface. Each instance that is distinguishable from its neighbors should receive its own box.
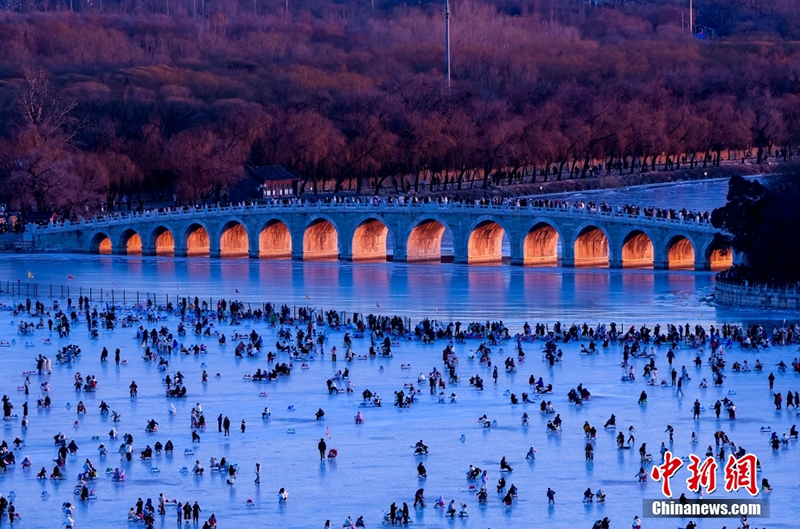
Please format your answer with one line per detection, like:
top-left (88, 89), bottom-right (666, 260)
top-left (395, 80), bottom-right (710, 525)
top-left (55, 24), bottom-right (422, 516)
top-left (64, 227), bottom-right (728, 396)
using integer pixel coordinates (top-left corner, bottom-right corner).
top-left (538, 176), bottom-right (764, 213)
top-left (0, 284), bottom-right (797, 529)
top-left (0, 255), bottom-right (791, 328)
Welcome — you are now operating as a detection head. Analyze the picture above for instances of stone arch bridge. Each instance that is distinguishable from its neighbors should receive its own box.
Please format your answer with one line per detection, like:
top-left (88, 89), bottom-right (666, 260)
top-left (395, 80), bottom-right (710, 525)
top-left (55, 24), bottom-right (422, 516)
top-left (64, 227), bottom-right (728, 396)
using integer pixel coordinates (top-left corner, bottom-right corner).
top-left (26, 201), bottom-right (733, 270)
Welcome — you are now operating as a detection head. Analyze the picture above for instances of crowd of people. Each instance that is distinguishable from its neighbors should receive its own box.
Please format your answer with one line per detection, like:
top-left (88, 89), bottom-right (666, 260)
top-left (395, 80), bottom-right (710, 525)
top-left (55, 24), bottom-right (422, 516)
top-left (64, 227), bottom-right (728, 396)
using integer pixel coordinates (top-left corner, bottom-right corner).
top-left (35, 195), bottom-right (712, 229)
top-left (0, 293), bottom-right (796, 528)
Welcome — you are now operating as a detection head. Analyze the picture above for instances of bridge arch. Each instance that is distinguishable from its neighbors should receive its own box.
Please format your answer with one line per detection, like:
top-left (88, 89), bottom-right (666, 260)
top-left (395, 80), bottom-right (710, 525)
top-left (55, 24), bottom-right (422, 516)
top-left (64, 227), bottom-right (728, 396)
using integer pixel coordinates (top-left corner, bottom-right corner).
top-left (217, 218), bottom-right (250, 258)
top-left (702, 238), bottom-right (734, 271)
top-left (406, 216), bottom-right (455, 263)
top-left (303, 215), bottom-right (340, 260)
top-left (118, 228), bottom-right (143, 255)
top-left (467, 216), bottom-right (510, 264)
top-left (257, 217), bottom-right (292, 259)
top-left (351, 216), bottom-right (395, 262)
top-left (89, 231), bottom-right (112, 254)
top-left (619, 228), bottom-right (655, 268)
top-left (149, 225), bottom-right (176, 256)
top-left (182, 221), bottom-right (211, 257)
top-left (663, 234), bottom-right (696, 270)
top-left (521, 219), bottom-right (563, 266)
top-left (572, 223), bottom-right (611, 268)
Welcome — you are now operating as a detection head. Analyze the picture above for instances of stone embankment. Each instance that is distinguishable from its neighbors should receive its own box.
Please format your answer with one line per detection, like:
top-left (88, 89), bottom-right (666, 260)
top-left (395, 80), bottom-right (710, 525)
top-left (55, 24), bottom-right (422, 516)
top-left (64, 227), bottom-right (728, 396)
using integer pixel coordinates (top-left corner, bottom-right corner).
top-left (715, 278), bottom-right (800, 310)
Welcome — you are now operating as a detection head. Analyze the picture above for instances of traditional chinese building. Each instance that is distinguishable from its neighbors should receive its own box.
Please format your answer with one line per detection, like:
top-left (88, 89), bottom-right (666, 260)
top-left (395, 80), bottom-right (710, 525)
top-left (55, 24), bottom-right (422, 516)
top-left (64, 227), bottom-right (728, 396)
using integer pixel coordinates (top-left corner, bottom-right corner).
top-left (230, 164), bottom-right (301, 200)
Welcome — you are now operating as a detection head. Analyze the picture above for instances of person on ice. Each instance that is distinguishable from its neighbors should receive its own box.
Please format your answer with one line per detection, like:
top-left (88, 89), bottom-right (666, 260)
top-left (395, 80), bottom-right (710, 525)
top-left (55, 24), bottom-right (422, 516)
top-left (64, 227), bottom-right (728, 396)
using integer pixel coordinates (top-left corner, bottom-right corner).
top-left (639, 443), bottom-right (648, 462)
top-left (595, 488), bottom-right (606, 502)
top-left (477, 488), bottom-right (488, 502)
top-left (665, 425), bottom-right (674, 442)
top-left (413, 488), bottom-right (425, 507)
top-left (502, 490), bottom-right (513, 506)
top-left (583, 488), bottom-right (594, 502)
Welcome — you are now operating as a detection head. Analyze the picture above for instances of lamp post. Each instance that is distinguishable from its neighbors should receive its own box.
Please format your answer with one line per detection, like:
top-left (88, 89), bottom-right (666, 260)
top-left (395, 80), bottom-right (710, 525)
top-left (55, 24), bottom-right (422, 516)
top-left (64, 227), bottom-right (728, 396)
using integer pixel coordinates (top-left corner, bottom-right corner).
top-left (689, 0), bottom-right (693, 35)
top-left (445, 0), bottom-right (451, 90)
top-left (672, 8), bottom-right (684, 33)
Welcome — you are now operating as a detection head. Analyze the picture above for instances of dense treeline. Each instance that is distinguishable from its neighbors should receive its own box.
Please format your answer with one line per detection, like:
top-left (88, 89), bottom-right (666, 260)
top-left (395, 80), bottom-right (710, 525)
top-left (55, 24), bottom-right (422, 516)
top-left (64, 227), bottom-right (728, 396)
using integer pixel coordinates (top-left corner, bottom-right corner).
top-left (713, 170), bottom-right (800, 284)
top-left (1, 0), bottom-right (800, 217)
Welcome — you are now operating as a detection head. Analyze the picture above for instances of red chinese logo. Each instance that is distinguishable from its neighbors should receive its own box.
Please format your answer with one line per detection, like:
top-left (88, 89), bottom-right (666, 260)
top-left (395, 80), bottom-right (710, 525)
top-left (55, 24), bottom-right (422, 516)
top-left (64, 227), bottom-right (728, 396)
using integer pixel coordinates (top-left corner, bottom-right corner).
top-left (686, 455), bottom-right (718, 494)
top-left (723, 454), bottom-right (758, 496)
top-left (650, 451), bottom-right (683, 497)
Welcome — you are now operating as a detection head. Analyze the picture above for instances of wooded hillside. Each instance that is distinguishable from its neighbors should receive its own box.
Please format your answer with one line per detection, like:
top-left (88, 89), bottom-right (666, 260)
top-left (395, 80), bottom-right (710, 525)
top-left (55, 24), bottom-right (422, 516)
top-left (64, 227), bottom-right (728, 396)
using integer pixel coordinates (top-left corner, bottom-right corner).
top-left (1, 0), bottom-right (799, 215)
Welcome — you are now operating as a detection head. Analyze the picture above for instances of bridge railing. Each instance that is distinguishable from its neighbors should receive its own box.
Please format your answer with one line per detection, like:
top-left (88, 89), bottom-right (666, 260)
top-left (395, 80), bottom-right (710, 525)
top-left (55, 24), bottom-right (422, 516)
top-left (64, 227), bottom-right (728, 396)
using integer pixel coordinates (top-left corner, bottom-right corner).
top-left (27, 200), bottom-right (716, 233)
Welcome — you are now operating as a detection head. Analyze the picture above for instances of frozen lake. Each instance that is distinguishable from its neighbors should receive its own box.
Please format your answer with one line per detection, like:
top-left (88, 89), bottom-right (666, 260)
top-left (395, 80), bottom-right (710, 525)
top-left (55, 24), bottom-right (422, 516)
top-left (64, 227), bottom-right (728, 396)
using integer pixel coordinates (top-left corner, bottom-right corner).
top-left (0, 271), bottom-right (798, 529)
top-left (0, 176), bottom-right (795, 528)
top-left (0, 255), bottom-right (791, 329)
top-left (538, 176), bottom-right (764, 213)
